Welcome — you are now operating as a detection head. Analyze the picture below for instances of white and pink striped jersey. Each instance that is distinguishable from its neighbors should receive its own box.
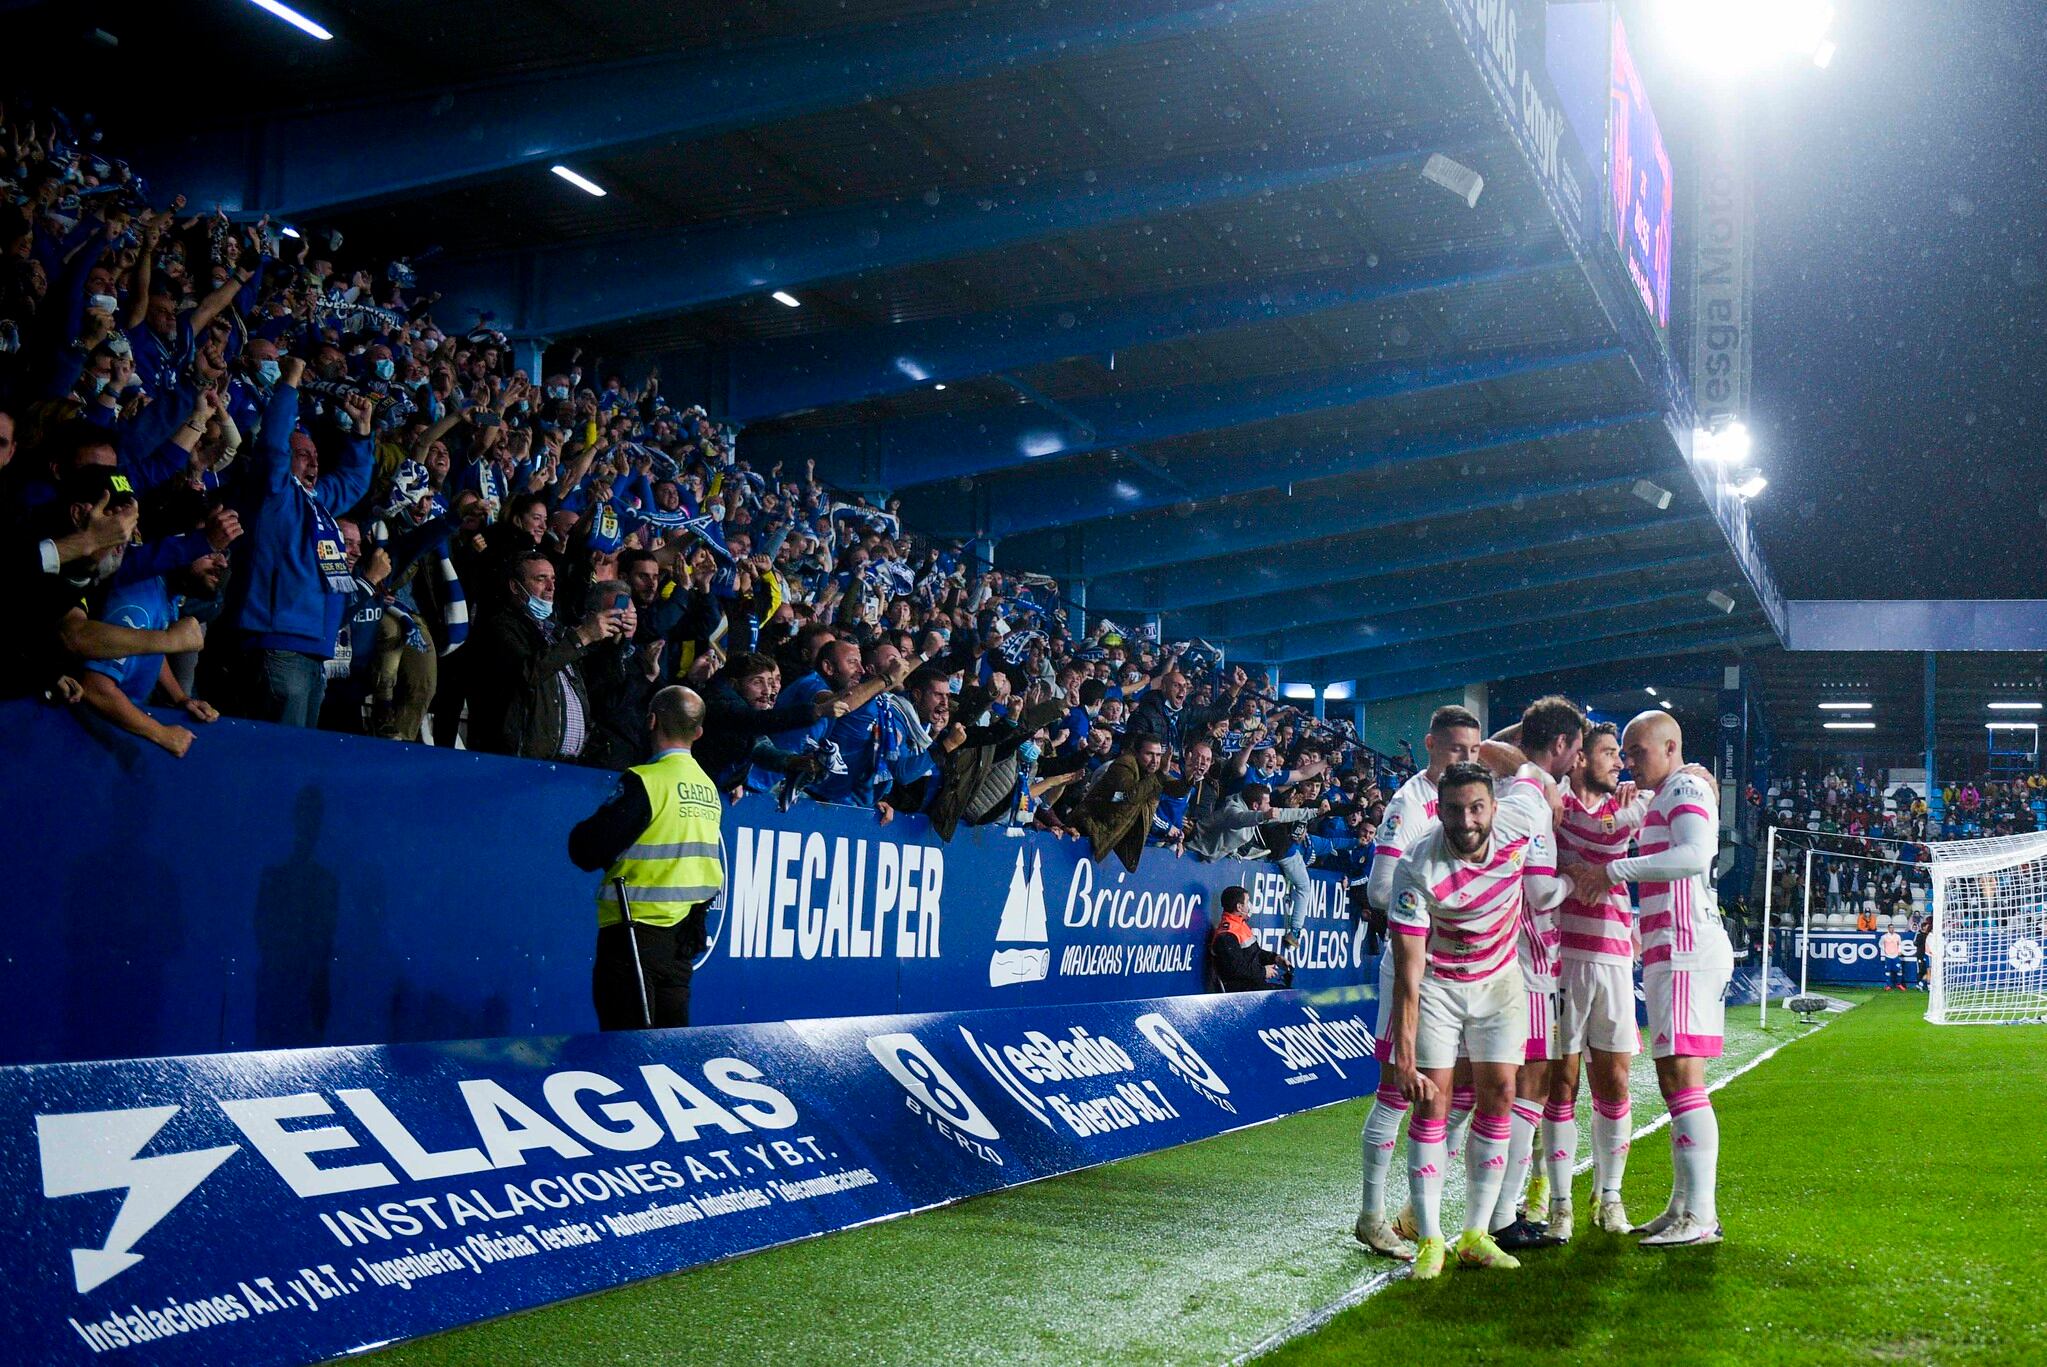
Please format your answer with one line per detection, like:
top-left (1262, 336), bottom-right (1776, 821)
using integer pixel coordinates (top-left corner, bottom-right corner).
top-left (1605, 772), bottom-right (1723, 969)
top-left (1556, 786), bottom-right (1650, 967)
top-left (1365, 770), bottom-right (1438, 914)
top-left (1388, 767), bottom-right (1564, 983)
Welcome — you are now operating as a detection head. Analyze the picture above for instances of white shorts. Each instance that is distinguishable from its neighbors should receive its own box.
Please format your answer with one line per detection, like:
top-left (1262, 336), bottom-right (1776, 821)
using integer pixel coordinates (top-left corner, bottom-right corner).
top-left (1523, 987), bottom-right (1561, 1062)
top-left (1643, 963), bottom-right (1728, 1060)
top-left (1373, 951), bottom-right (1396, 1061)
top-left (1559, 959), bottom-right (1640, 1056)
top-left (1416, 969), bottom-right (1526, 1070)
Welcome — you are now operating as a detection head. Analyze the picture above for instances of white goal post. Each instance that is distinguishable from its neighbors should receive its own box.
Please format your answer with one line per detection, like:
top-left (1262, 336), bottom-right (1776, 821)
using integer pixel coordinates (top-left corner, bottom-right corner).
top-left (1926, 830), bottom-right (2047, 1025)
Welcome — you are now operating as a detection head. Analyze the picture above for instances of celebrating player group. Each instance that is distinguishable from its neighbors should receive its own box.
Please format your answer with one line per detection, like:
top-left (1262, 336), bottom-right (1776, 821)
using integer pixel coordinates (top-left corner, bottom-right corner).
top-left (1352, 698), bottom-right (1735, 1279)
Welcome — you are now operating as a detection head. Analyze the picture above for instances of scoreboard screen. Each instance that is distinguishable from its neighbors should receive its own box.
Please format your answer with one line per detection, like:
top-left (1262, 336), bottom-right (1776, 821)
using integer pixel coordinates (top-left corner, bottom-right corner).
top-left (1609, 13), bottom-right (1673, 330)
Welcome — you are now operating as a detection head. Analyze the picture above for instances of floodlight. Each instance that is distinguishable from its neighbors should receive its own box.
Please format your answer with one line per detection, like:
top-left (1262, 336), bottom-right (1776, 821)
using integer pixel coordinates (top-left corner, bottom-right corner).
top-left (1661, 0), bottom-right (1835, 74)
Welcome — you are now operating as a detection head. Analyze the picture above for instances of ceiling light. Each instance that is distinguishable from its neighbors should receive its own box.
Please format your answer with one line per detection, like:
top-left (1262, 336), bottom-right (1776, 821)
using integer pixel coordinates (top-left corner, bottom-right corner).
top-left (245, 0), bottom-right (333, 40)
top-left (278, 225), bottom-right (301, 239)
top-left (1656, 701), bottom-right (1671, 710)
top-left (1986, 722), bottom-right (2040, 731)
top-left (1823, 721), bottom-right (1876, 731)
top-left (1817, 702), bottom-right (1872, 711)
top-left (771, 291), bottom-right (802, 308)
top-left (1732, 472), bottom-right (1768, 499)
top-left (1706, 589), bottom-right (1738, 614)
top-left (549, 165), bottom-right (607, 197)
top-left (1987, 701), bottom-right (2043, 711)
top-left (933, 383), bottom-right (947, 391)
top-left (1645, 686), bottom-right (1658, 696)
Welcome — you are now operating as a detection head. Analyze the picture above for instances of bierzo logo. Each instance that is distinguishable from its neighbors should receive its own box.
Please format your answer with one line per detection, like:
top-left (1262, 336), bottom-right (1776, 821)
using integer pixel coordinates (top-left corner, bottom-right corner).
top-left (988, 850), bottom-right (1051, 987)
top-left (37, 1106), bottom-right (239, 1294)
top-left (865, 1032), bottom-right (1004, 1165)
top-left (1133, 1013), bottom-right (1235, 1114)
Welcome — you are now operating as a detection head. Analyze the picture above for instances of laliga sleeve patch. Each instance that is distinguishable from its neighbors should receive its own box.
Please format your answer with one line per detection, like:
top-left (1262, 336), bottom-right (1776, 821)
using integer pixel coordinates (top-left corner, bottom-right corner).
top-left (1396, 886), bottom-right (1424, 918)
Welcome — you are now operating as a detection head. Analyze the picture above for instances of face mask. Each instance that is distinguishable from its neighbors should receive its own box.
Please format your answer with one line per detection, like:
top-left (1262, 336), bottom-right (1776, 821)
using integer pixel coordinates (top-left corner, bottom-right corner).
top-left (90, 375), bottom-right (109, 396)
top-left (547, 386), bottom-right (569, 400)
top-left (567, 371), bottom-right (582, 387)
top-left (522, 592), bottom-right (554, 622)
top-left (373, 358), bottom-right (395, 381)
top-left (88, 292), bottom-right (118, 315)
top-left (255, 359), bottom-right (281, 386)
top-left (1017, 740), bottom-right (1041, 766)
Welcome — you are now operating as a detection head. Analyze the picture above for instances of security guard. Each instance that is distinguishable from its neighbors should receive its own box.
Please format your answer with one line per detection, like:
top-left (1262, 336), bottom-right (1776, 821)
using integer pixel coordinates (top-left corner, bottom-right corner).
top-left (569, 685), bottom-right (723, 1029)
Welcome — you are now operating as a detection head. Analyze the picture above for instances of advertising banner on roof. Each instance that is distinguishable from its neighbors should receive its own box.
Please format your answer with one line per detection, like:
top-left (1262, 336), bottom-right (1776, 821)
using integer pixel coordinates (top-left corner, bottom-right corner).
top-left (0, 992), bottom-right (1375, 1366)
top-left (1443, 0), bottom-right (1609, 242)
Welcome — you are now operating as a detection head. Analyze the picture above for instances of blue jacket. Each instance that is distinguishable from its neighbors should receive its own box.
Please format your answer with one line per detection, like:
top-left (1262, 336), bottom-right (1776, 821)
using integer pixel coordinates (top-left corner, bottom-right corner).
top-left (222, 383), bottom-right (374, 658)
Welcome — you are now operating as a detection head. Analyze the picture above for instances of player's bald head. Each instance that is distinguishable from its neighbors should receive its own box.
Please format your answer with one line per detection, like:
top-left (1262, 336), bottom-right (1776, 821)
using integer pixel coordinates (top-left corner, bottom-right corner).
top-left (1621, 710), bottom-right (1683, 786)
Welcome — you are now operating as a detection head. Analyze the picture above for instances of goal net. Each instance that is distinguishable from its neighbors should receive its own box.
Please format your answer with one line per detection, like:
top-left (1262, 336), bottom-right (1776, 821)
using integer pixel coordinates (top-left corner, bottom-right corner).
top-left (1927, 830), bottom-right (2047, 1025)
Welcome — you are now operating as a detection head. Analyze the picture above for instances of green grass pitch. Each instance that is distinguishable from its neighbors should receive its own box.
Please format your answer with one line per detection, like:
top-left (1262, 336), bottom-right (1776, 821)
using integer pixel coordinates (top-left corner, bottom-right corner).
top-left (372, 992), bottom-right (2045, 1365)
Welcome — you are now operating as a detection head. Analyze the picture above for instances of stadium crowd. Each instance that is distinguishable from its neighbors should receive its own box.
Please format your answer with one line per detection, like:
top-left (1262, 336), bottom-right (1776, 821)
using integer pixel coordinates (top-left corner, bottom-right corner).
top-left (0, 98), bottom-right (1413, 938)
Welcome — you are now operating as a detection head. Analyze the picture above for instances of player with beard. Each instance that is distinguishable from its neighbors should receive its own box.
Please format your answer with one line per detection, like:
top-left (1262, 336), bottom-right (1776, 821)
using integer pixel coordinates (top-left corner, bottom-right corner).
top-left (1547, 722), bottom-right (1650, 1238)
top-left (1384, 760), bottom-right (1568, 1278)
top-left (1355, 705), bottom-right (1483, 1260)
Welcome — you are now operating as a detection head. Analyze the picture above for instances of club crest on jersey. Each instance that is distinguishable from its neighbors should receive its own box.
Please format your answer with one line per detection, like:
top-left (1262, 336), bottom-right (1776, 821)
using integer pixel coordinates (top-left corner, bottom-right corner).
top-left (1601, 814), bottom-right (1617, 833)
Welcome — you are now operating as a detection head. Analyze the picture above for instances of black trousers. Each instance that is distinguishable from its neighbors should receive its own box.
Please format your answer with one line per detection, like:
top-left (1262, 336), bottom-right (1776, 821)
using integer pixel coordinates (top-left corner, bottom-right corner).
top-left (593, 920), bottom-right (694, 1030)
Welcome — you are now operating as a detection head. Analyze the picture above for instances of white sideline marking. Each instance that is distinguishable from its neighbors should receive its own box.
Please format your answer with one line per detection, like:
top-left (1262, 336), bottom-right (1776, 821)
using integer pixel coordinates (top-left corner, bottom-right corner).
top-left (1225, 1009), bottom-right (1850, 1365)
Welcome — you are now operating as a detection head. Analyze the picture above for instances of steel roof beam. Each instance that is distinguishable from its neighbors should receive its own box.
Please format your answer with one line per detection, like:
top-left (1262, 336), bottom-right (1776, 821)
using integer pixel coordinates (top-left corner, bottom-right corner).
top-left (1094, 503), bottom-right (1711, 616)
top-left (139, 0), bottom-right (1321, 217)
top-left (761, 340), bottom-right (1618, 490)
top-left (1259, 552), bottom-right (1728, 661)
top-left (1185, 522), bottom-right (1718, 639)
top-left (1030, 467), bottom-right (1655, 581)
top-left (1301, 599), bottom-right (1759, 685)
top-left (904, 407), bottom-right (1654, 538)
top-left (727, 245), bottom-right (1568, 420)
top-left (427, 122), bottom-right (1494, 340)
top-left (1339, 618), bottom-right (1778, 701)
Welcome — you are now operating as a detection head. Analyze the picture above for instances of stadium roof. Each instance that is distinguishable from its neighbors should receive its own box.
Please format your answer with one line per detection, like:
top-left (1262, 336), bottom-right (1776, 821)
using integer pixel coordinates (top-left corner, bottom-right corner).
top-left (72, 0), bottom-right (1789, 690)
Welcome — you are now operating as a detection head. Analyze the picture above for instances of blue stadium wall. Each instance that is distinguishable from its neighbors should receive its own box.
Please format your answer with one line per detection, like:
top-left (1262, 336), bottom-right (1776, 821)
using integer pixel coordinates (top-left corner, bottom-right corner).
top-left (0, 701), bottom-right (1364, 1066)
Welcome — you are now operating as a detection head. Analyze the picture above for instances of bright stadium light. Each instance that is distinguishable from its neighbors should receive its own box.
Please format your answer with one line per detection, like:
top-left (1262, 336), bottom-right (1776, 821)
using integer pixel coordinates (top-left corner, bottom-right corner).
top-left (1817, 702), bottom-right (1872, 711)
top-left (771, 291), bottom-right (802, 308)
top-left (1645, 686), bottom-right (1659, 696)
top-left (1987, 701), bottom-right (2043, 711)
top-left (1823, 721), bottom-right (1876, 731)
top-left (1986, 722), bottom-right (2040, 731)
top-left (245, 0), bottom-right (333, 41)
top-left (550, 165), bottom-right (607, 197)
top-left (1695, 420), bottom-right (1752, 465)
top-left (1732, 472), bottom-right (1768, 499)
top-left (1660, 0), bottom-right (1836, 75)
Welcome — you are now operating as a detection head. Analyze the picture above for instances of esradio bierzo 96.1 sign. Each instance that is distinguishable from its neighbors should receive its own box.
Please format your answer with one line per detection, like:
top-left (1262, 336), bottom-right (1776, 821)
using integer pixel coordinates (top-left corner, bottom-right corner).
top-left (2, 991), bottom-right (1379, 1366)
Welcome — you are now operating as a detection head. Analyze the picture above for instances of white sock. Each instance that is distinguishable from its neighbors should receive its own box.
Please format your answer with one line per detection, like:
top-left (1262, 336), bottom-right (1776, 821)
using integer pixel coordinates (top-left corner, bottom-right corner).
top-left (1542, 1100), bottom-right (1578, 1207)
top-left (1445, 1086), bottom-right (1475, 1162)
top-left (1591, 1095), bottom-right (1633, 1200)
top-left (1491, 1101), bottom-right (1542, 1231)
top-left (1359, 1085), bottom-right (1409, 1219)
top-left (1408, 1116), bottom-right (1449, 1242)
top-left (1669, 1088), bottom-right (1719, 1224)
top-left (1463, 1112), bottom-right (1514, 1236)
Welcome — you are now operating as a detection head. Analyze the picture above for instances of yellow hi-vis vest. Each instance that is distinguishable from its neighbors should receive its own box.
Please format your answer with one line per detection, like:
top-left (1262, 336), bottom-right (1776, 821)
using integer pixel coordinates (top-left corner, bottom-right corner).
top-left (598, 748), bottom-right (724, 928)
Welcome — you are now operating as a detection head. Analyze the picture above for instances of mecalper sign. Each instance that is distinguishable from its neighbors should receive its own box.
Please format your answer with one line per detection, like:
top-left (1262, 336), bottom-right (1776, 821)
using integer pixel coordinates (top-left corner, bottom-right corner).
top-left (3, 993), bottom-right (1376, 1365)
